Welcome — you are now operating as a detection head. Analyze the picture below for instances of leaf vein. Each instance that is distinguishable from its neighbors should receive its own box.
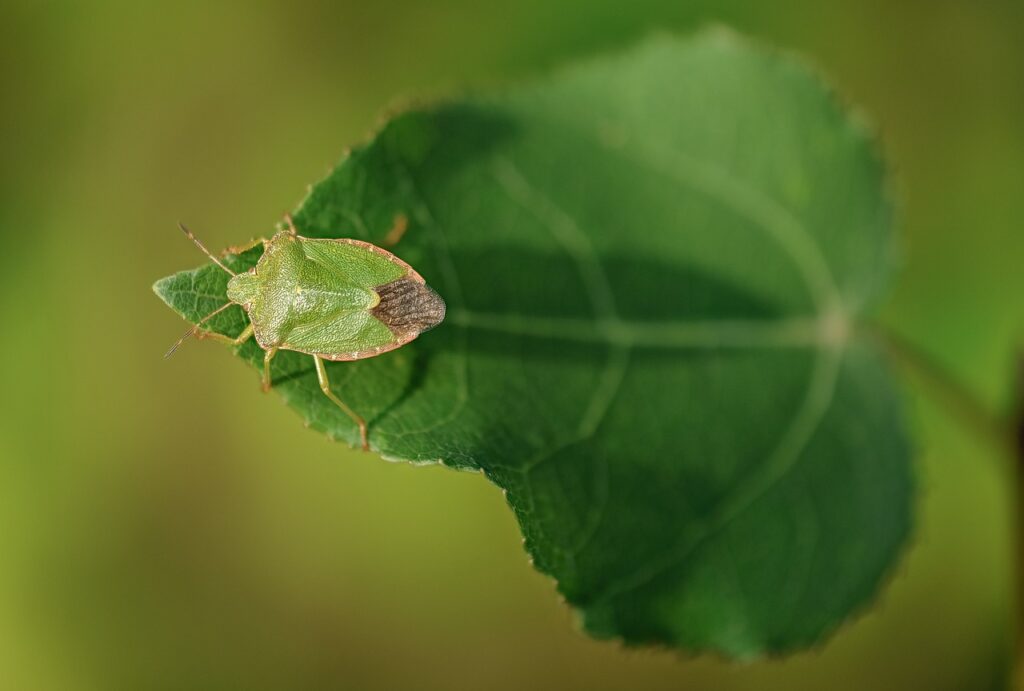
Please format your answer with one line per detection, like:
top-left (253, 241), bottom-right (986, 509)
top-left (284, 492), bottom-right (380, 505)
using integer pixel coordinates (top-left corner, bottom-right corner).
top-left (588, 344), bottom-right (843, 606)
top-left (590, 124), bottom-right (843, 313)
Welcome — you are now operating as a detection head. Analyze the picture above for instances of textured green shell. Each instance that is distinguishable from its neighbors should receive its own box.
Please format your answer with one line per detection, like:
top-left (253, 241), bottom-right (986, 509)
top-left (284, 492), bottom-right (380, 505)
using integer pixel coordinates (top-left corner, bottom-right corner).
top-left (226, 230), bottom-right (445, 360)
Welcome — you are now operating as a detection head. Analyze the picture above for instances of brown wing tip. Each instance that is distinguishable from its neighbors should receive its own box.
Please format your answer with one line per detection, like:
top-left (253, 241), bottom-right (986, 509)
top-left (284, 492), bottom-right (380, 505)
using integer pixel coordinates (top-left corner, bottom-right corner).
top-left (371, 277), bottom-right (446, 339)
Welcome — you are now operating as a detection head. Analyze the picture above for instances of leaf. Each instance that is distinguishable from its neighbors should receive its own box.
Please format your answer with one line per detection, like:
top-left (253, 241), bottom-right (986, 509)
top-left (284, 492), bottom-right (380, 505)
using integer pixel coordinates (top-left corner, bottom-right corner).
top-left (154, 30), bottom-right (912, 657)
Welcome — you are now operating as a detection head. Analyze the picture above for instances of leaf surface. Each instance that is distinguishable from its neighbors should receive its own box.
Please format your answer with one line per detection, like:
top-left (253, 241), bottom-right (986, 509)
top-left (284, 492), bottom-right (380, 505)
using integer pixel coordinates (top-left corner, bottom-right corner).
top-left (154, 30), bottom-right (912, 656)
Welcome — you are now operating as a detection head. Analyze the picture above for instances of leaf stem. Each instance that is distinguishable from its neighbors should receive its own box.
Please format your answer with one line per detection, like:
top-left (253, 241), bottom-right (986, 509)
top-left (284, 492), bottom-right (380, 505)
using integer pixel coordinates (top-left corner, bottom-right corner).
top-left (864, 321), bottom-right (1022, 680)
top-left (863, 322), bottom-right (1013, 457)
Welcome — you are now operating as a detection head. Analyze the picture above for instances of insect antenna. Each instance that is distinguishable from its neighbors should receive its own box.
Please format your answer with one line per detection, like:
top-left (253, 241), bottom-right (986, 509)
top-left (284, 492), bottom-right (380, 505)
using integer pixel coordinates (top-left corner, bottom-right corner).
top-left (178, 222), bottom-right (236, 276)
top-left (163, 302), bottom-right (234, 359)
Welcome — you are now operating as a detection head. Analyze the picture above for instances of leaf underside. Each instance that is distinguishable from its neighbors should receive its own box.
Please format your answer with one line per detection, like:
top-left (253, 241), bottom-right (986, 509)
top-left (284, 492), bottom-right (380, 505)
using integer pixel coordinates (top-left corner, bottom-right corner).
top-left (154, 30), bottom-right (912, 657)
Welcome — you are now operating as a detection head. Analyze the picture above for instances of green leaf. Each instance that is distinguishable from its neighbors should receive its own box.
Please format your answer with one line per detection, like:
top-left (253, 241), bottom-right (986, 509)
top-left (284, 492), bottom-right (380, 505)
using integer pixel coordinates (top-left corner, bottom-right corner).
top-left (154, 30), bottom-right (912, 657)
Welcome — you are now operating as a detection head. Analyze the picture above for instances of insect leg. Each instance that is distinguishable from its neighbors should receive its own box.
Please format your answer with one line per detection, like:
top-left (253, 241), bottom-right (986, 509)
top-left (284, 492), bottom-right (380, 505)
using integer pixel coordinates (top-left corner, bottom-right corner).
top-left (195, 322), bottom-right (254, 347)
top-left (261, 347), bottom-right (278, 393)
top-left (313, 355), bottom-right (368, 451)
top-left (382, 213), bottom-right (408, 247)
top-left (283, 214), bottom-right (298, 236)
top-left (223, 237), bottom-right (265, 255)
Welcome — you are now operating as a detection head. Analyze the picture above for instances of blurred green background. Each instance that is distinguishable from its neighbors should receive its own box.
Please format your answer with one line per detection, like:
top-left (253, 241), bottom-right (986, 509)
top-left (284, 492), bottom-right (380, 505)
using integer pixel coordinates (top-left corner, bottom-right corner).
top-left (2, 1), bottom-right (1022, 689)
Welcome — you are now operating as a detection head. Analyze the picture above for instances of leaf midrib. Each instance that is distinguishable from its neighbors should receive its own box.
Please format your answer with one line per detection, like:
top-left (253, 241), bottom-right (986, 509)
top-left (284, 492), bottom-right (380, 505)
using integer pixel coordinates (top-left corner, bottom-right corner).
top-left (448, 309), bottom-right (829, 349)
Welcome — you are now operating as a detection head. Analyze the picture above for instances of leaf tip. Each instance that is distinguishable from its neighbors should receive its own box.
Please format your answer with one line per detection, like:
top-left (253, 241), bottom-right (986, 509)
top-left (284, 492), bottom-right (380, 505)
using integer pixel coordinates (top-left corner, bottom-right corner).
top-left (152, 275), bottom-right (175, 306)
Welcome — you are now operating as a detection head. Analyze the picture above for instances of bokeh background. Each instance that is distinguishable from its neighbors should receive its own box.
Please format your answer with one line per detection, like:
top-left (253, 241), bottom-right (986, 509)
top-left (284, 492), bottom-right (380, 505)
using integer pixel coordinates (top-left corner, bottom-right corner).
top-left (2, 1), bottom-right (1022, 689)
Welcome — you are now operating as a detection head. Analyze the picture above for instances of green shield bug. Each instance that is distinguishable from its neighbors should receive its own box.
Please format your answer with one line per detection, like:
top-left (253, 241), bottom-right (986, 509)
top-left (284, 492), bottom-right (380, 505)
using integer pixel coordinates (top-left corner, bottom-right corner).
top-left (165, 215), bottom-right (446, 451)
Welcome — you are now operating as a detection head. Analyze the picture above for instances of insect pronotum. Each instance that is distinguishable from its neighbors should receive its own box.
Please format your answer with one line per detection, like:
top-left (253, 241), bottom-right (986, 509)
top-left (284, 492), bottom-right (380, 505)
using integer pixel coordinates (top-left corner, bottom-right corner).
top-left (165, 214), bottom-right (446, 450)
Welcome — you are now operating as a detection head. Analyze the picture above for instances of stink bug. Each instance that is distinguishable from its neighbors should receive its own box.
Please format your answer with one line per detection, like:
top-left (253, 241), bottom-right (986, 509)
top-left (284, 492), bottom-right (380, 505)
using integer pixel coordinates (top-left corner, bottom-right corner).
top-left (165, 215), bottom-right (446, 450)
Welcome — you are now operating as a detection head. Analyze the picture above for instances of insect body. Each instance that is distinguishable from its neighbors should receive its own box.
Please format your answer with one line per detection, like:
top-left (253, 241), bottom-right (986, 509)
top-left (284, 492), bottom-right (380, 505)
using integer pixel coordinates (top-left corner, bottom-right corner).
top-left (167, 215), bottom-right (446, 450)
